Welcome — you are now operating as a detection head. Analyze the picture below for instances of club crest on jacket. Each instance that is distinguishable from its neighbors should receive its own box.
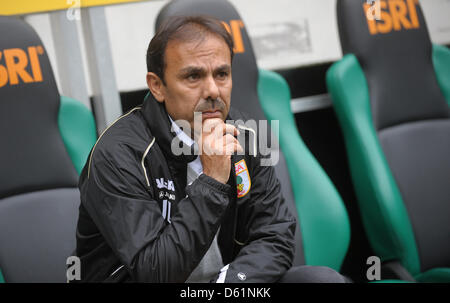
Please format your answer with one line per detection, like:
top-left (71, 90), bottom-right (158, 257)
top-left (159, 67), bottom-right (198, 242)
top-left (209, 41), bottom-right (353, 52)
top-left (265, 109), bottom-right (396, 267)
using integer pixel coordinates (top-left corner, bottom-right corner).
top-left (235, 159), bottom-right (251, 198)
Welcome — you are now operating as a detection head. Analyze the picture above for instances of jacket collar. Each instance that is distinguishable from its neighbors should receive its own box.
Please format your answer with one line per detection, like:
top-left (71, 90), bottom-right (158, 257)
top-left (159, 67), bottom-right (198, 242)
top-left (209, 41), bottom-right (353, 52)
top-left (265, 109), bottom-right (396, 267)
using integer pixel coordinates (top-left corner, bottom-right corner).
top-left (141, 92), bottom-right (198, 163)
top-left (141, 92), bottom-right (241, 165)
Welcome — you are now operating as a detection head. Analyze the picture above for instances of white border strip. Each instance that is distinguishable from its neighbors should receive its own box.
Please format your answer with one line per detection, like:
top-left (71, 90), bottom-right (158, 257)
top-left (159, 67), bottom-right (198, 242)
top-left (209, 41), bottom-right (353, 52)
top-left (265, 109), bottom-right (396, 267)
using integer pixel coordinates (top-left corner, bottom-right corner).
top-left (110, 265), bottom-right (124, 277)
top-left (290, 94), bottom-right (332, 113)
top-left (141, 137), bottom-right (156, 187)
top-left (88, 107), bottom-right (141, 179)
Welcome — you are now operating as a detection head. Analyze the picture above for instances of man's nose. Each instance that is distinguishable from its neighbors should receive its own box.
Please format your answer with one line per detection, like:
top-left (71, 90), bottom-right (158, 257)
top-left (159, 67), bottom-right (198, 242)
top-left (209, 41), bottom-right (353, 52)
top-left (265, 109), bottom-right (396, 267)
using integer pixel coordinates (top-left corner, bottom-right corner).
top-left (202, 75), bottom-right (220, 101)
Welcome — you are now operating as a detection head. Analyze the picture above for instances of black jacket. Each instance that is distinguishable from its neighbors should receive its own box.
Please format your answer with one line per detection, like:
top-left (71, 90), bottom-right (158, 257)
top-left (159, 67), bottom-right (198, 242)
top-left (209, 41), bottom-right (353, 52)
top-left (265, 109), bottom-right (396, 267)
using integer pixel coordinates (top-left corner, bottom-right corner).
top-left (74, 93), bottom-right (296, 282)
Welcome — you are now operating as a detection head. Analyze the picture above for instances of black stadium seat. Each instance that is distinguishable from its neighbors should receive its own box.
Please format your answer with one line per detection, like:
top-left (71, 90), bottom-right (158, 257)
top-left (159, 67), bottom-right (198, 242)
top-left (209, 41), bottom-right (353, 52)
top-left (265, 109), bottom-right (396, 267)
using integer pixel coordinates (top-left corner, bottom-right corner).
top-left (0, 16), bottom-right (96, 282)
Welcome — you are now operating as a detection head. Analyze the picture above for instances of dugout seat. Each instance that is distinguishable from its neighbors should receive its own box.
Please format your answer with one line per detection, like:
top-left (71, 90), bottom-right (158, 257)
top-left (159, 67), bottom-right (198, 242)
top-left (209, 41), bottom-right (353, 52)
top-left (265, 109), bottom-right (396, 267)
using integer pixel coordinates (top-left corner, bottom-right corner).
top-left (327, 0), bottom-right (450, 282)
top-left (0, 15), bottom-right (97, 282)
top-left (156, 0), bottom-right (351, 272)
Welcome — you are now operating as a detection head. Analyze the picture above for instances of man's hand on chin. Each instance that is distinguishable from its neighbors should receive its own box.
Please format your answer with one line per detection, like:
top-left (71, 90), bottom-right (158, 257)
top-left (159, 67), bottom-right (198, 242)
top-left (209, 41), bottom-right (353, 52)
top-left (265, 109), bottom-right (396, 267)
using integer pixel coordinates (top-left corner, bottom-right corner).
top-left (198, 118), bottom-right (243, 184)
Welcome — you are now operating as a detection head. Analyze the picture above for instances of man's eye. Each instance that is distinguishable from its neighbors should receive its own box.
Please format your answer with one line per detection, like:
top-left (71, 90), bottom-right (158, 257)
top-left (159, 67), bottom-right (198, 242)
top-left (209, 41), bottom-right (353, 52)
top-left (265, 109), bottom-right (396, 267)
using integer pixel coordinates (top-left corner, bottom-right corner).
top-left (217, 71), bottom-right (228, 79)
top-left (187, 74), bottom-right (200, 81)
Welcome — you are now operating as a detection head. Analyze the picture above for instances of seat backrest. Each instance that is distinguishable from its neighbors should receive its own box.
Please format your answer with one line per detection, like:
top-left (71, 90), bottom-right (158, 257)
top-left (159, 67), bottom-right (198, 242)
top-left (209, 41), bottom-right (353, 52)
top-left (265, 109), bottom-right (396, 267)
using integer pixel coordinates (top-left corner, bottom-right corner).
top-left (156, 0), bottom-right (351, 270)
top-left (0, 16), bottom-right (81, 282)
top-left (328, 0), bottom-right (450, 275)
top-left (258, 69), bottom-right (350, 271)
top-left (338, 0), bottom-right (449, 130)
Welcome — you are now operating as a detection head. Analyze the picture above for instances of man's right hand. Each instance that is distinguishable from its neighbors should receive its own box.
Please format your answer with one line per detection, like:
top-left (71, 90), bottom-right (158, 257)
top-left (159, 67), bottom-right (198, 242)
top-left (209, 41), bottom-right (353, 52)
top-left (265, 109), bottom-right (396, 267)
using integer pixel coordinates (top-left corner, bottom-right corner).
top-left (198, 118), bottom-right (243, 184)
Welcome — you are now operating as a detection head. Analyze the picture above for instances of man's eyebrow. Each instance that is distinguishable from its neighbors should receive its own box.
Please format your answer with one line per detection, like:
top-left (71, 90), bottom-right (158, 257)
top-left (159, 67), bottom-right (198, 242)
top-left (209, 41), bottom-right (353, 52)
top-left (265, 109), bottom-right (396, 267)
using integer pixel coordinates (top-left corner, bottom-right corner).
top-left (215, 64), bottom-right (231, 72)
top-left (178, 66), bottom-right (205, 76)
top-left (178, 64), bottom-right (231, 76)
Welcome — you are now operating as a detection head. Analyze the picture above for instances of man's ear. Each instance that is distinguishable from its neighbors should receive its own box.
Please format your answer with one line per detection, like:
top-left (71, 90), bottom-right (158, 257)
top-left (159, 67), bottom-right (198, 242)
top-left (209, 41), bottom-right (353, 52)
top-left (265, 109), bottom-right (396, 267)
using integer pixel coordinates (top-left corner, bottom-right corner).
top-left (146, 72), bottom-right (165, 103)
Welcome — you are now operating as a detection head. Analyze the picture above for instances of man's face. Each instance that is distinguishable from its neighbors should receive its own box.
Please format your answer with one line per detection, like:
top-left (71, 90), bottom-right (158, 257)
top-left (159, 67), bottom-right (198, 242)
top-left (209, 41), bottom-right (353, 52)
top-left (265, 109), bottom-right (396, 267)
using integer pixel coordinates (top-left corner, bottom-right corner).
top-left (147, 33), bottom-right (232, 132)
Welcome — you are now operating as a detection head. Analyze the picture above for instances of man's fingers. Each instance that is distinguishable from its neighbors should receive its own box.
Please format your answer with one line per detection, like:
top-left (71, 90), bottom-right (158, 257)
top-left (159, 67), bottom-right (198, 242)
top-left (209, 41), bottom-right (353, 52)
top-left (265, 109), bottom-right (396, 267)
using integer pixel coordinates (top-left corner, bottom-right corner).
top-left (203, 120), bottom-right (239, 136)
top-left (201, 134), bottom-right (243, 155)
top-left (223, 134), bottom-right (243, 155)
top-left (211, 123), bottom-right (238, 140)
top-left (200, 122), bottom-right (243, 156)
top-left (224, 124), bottom-right (239, 136)
top-left (224, 142), bottom-right (243, 155)
top-left (223, 134), bottom-right (242, 149)
top-left (236, 142), bottom-right (244, 153)
top-left (202, 118), bottom-right (223, 133)
top-left (201, 134), bottom-right (215, 155)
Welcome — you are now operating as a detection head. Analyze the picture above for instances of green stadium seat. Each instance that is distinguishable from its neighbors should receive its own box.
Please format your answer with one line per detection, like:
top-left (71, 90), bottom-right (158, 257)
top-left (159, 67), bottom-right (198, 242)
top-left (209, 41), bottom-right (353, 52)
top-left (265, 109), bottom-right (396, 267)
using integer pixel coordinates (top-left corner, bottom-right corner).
top-left (327, 0), bottom-right (450, 282)
top-left (258, 69), bottom-right (351, 271)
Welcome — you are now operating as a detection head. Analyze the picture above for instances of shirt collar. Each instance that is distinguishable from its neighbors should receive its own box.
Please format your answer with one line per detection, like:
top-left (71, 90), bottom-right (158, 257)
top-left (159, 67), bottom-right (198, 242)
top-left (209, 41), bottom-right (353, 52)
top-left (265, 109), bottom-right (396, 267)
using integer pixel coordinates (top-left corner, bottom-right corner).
top-left (168, 115), bottom-right (195, 147)
top-left (168, 116), bottom-right (203, 178)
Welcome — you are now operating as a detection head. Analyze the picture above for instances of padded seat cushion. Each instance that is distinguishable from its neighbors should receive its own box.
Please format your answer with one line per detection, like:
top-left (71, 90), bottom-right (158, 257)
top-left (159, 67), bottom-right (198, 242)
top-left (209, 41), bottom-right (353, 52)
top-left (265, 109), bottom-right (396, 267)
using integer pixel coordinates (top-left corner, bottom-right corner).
top-left (0, 188), bottom-right (80, 282)
top-left (379, 119), bottom-right (450, 271)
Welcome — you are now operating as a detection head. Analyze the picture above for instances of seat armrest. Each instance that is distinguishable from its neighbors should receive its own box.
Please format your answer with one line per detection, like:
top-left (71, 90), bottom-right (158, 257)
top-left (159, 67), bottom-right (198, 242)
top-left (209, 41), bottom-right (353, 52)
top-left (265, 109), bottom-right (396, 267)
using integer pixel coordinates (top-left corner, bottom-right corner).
top-left (58, 96), bottom-right (97, 175)
top-left (381, 260), bottom-right (416, 282)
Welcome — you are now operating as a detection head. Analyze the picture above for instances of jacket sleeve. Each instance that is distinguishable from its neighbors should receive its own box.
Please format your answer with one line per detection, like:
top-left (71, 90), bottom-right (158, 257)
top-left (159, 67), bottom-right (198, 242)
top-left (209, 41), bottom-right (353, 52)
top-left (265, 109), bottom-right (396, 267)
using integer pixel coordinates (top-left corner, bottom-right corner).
top-left (81, 145), bottom-right (231, 282)
top-left (222, 153), bottom-right (297, 283)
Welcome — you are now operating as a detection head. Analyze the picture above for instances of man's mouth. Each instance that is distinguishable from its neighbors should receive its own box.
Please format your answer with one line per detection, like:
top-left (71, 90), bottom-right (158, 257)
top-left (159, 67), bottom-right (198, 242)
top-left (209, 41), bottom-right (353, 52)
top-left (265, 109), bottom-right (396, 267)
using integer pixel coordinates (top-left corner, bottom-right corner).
top-left (201, 110), bottom-right (222, 119)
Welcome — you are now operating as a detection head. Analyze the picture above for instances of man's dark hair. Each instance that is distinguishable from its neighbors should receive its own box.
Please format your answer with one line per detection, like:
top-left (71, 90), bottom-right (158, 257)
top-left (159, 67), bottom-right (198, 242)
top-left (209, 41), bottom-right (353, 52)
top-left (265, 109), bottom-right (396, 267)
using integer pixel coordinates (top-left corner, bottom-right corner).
top-left (146, 15), bottom-right (234, 85)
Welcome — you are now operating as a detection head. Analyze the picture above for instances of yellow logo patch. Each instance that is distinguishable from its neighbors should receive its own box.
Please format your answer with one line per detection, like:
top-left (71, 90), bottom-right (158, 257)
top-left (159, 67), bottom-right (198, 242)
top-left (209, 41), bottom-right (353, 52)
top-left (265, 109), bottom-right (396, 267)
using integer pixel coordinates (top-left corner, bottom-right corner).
top-left (222, 20), bottom-right (246, 54)
top-left (0, 46), bottom-right (44, 87)
top-left (363, 0), bottom-right (420, 35)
